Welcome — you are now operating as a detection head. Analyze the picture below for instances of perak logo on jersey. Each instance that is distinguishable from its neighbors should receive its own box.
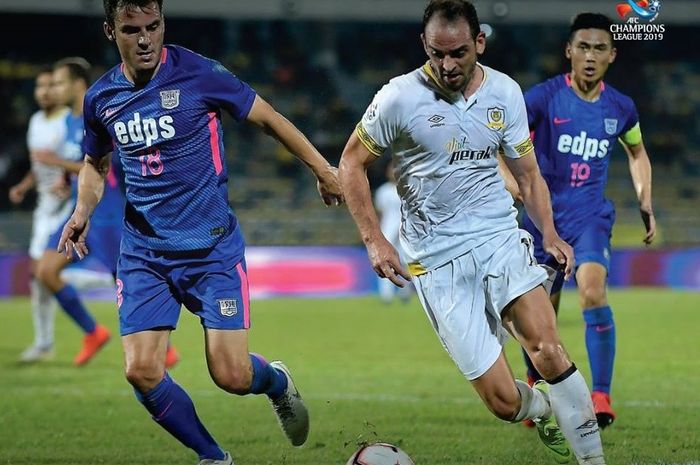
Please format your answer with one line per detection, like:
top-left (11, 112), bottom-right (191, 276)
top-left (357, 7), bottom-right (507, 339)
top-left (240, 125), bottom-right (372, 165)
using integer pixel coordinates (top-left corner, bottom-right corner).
top-left (486, 107), bottom-right (505, 130)
top-left (611, 0), bottom-right (665, 41)
top-left (446, 136), bottom-right (493, 164)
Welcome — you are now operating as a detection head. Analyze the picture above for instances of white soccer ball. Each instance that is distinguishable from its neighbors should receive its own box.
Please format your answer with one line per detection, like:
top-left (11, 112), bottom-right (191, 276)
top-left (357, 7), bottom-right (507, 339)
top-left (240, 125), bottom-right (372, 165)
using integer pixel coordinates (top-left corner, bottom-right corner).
top-left (346, 442), bottom-right (415, 465)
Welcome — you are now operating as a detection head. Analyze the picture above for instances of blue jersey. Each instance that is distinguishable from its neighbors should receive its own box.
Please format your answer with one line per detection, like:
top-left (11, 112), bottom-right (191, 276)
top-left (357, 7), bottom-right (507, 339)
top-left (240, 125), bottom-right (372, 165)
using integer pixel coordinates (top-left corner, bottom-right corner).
top-left (524, 74), bottom-right (639, 239)
top-left (82, 45), bottom-right (256, 251)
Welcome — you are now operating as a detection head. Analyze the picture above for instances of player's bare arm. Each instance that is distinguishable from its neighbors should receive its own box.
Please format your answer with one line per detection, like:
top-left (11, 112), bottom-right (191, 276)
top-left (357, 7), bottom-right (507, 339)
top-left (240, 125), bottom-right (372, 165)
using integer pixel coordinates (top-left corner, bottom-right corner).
top-left (621, 140), bottom-right (655, 244)
top-left (504, 150), bottom-right (575, 280)
top-left (339, 131), bottom-right (411, 287)
top-left (8, 171), bottom-right (36, 204)
top-left (497, 147), bottom-right (522, 203)
top-left (245, 95), bottom-right (343, 206)
top-left (57, 154), bottom-right (110, 260)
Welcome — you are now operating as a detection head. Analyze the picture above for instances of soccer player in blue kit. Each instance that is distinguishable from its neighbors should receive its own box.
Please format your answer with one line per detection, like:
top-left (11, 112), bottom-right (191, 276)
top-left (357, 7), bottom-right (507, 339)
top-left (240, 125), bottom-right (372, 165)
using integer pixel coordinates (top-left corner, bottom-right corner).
top-left (58, 1), bottom-right (343, 464)
top-left (506, 13), bottom-right (656, 429)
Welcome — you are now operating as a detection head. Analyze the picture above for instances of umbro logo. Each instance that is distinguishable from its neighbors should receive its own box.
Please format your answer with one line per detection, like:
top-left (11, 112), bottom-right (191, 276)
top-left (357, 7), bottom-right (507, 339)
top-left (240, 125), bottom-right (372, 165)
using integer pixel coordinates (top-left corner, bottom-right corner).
top-left (428, 114), bottom-right (445, 127)
top-left (576, 419), bottom-right (599, 430)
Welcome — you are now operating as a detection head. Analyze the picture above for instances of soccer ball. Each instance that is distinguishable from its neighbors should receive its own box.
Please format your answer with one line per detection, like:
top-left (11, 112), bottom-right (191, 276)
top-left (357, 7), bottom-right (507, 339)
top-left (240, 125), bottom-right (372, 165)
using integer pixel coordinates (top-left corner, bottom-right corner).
top-left (346, 442), bottom-right (415, 465)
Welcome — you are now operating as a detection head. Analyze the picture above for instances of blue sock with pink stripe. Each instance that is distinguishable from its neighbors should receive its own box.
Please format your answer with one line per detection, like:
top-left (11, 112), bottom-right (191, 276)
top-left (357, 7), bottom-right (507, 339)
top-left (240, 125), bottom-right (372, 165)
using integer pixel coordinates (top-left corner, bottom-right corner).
top-left (249, 353), bottom-right (288, 399)
top-left (135, 373), bottom-right (225, 461)
top-left (583, 305), bottom-right (616, 394)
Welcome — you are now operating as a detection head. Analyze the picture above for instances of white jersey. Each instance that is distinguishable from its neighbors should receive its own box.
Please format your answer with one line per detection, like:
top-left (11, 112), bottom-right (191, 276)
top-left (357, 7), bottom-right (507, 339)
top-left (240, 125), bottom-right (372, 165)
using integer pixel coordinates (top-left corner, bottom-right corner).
top-left (357, 63), bottom-right (534, 272)
top-left (374, 181), bottom-right (402, 246)
top-left (27, 108), bottom-right (70, 197)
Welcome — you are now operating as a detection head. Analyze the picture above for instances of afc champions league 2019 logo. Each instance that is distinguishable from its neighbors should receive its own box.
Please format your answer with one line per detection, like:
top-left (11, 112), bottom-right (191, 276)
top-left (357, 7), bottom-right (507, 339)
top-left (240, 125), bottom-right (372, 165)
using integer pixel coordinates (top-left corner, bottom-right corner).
top-left (611, 0), bottom-right (664, 41)
top-left (616, 0), bottom-right (662, 23)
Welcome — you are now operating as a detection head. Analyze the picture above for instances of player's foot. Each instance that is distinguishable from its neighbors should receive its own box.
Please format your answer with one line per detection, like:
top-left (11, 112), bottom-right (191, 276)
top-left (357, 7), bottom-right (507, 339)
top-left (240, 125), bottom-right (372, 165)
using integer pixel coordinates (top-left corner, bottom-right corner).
top-left (523, 374), bottom-right (537, 428)
top-left (165, 345), bottom-right (180, 369)
top-left (533, 381), bottom-right (572, 464)
top-left (592, 391), bottom-right (616, 429)
top-left (269, 360), bottom-right (310, 446)
top-left (18, 345), bottom-right (54, 363)
top-left (198, 451), bottom-right (233, 465)
top-left (74, 324), bottom-right (111, 366)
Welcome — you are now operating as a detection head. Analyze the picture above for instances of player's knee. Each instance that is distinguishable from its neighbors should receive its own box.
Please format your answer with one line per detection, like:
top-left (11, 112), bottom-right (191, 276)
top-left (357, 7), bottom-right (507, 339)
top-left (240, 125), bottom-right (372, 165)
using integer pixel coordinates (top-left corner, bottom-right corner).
top-left (35, 258), bottom-right (62, 291)
top-left (210, 362), bottom-right (253, 395)
top-left (124, 360), bottom-right (164, 392)
top-left (579, 285), bottom-right (606, 308)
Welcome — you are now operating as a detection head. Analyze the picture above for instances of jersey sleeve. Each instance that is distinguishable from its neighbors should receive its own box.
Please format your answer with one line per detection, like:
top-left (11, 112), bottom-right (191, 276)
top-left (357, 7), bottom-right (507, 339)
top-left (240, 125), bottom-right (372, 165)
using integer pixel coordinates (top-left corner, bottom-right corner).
top-left (355, 83), bottom-right (402, 157)
top-left (501, 80), bottom-right (534, 159)
top-left (82, 92), bottom-right (113, 159)
top-left (199, 59), bottom-right (257, 121)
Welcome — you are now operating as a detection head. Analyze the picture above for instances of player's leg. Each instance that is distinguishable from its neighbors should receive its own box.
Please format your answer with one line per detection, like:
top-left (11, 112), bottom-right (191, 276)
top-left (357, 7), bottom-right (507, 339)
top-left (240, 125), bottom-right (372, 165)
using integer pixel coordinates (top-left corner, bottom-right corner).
top-left (20, 212), bottom-right (57, 362)
top-left (504, 286), bottom-right (604, 465)
top-left (37, 228), bottom-right (110, 366)
top-left (119, 245), bottom-right (229, 463)
top-left (576, 262), bottom-right (616, 427)
top-left (575, 211), bottom-right (616, 428)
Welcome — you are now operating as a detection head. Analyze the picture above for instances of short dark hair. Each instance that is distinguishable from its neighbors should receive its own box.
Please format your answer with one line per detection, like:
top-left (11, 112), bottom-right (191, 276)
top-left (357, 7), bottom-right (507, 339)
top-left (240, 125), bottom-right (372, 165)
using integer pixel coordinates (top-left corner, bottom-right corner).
top-left (569, 12), bottom-right (614, 44)
top-left (103, 0), bottom-right (163, 27)
top-left (423, 0), bottom-right (480, 41)
top-left (54, 57), bottom-right (92, 86)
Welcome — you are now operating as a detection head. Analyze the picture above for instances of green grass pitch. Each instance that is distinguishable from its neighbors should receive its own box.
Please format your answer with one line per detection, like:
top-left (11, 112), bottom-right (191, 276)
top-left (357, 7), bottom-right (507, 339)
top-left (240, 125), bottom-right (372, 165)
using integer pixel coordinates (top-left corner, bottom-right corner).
top-left (0, 289), bottom-right (698, 464)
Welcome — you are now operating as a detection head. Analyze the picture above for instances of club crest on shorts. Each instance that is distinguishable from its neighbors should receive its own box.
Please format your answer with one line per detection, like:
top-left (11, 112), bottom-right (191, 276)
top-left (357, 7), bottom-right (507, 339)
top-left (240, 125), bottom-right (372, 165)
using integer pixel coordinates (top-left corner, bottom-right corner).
top-left (604, 118), bottom-right (618, 135)
top-left (487, 107), bottom-right (505, 130)
top-left (218, 299), bottom-right (237, 317)
top-left (160, 89), bottom-right (180, 109)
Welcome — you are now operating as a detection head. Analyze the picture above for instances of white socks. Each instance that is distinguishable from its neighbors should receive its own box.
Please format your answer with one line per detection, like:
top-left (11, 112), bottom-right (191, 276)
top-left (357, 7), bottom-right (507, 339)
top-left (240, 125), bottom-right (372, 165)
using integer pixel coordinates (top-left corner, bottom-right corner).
top-left (30, 279), bottom-right (55, 348)
top-left (513, 379), bottom-right (550, 422)
top-left (549, 368), bottom-right (605, 464)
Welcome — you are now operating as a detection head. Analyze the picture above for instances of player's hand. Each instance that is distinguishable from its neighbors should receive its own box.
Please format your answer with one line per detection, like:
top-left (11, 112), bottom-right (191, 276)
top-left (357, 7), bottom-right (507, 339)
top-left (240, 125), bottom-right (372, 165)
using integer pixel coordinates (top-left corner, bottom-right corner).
top-left (316, 166), bottom-right (344, 206)
top-left (8, 185), bottom-right (26, 204)
top-left (57, 211), bottom-right (90, 260)
top-left (366, 236), bottom-right (412, 287)
top-left (32, 149), bottom-right (62, 166)
top-left (640, 209), bottom-right (656, 245)
top-left (542, 233), bottom-right (575, 281)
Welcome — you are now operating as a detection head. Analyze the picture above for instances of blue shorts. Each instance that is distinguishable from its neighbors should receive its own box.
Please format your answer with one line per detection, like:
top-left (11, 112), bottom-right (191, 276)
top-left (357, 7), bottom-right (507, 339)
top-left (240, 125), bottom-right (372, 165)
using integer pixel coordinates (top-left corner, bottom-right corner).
top-left (47, 222), bottom-right (122, 275)
top-left (116, 225), bottom-right (249, 336)
top-left (523, 208), bottom-right (614, 294)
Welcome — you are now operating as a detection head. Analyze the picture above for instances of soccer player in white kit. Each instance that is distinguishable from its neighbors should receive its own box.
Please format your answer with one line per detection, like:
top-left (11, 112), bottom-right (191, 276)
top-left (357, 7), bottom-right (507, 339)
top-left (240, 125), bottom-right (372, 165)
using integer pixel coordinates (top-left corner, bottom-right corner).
top-left (339, 1), bottom-right (605, 464)
top-left (374, 162), bottom-right (410, 304)
top-left (9, 68), bottom-right (70, 362)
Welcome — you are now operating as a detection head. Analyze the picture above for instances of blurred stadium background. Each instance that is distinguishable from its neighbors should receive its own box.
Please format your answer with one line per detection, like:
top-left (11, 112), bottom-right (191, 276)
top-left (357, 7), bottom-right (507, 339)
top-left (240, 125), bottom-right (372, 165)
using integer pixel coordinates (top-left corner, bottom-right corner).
top-left (0, 2), bottom-right (699, 465)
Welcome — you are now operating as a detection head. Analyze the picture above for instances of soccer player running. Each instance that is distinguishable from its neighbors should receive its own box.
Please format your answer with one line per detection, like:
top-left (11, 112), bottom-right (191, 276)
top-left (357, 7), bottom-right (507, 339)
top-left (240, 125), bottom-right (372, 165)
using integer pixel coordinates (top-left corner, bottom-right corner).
top-left (339, 1), bottom-right (605, 464)
top-left (57, 1), bottom-right (342, 464)
top-left (9, 68), bottom-right (70, 362)
top-left (510, 13), bottom-right (655, 429)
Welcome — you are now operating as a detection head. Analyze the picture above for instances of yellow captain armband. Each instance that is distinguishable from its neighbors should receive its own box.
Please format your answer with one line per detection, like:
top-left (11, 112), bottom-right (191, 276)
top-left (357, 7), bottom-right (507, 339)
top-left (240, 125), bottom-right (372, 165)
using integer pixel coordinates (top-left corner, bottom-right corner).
top-left (355, 122), bottom-right (384, 157)
top-left (620, 122), bottom-right (642, 146)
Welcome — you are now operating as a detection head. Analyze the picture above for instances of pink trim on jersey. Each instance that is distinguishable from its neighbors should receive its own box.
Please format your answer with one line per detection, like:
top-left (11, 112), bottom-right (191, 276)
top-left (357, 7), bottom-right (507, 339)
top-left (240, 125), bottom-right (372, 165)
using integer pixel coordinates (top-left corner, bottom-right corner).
top-left (161, 47), bottom-right (168, 64)
top-left (236, 262), bottom-right (251, 328)
top-left (207, 112), bottom-right (223, 175)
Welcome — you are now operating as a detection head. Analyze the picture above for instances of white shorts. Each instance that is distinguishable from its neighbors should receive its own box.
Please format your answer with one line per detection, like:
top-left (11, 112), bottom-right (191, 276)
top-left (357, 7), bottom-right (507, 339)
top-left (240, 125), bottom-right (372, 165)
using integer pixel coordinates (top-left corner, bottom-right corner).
top-left (413, 229), bottom-right (547, 380)
top-left (29, 195), bottom-right (73, 260)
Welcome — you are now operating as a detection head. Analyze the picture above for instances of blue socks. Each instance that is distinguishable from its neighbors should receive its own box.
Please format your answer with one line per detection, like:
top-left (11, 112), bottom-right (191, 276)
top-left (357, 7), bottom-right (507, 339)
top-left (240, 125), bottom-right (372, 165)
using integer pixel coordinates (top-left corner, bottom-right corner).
top-left (135, 373), bottom-right (225, 461)
top-left (583, 305), bottom-right (616, 394)
top-left (54, 285), bottom-right (96, 334)
top-left (249, 353), bottom-right (288, 399)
